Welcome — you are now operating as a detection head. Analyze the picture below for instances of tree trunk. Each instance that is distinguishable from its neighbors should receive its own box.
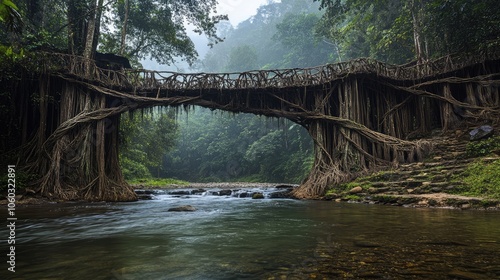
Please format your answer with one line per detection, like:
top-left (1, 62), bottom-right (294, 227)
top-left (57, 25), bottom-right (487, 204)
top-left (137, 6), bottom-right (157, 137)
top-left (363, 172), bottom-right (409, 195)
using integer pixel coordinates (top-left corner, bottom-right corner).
top-left (410, 0), bottom-right (425, 63)
top-left (92, 0), bottom-right (105, 55)
top-left (67, 0), bottom-right (87, 55)
top-left (120, 0), bottom-right (130, 55)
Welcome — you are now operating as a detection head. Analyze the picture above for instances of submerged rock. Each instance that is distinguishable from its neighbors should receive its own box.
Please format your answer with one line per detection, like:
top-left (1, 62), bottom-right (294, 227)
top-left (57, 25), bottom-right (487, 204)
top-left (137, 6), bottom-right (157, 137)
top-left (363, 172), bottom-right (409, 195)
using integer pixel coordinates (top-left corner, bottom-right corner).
top-left (168, 205), bottom-right (196, 212)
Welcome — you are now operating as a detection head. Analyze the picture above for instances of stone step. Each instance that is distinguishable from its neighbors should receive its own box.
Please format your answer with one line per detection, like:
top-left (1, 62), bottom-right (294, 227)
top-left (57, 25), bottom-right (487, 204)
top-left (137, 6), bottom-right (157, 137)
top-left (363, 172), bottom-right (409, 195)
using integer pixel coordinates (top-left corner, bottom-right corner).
top-left (344, 135), bottom-right (500, 200)
top-left (370, 180), bottom-right (455, 189)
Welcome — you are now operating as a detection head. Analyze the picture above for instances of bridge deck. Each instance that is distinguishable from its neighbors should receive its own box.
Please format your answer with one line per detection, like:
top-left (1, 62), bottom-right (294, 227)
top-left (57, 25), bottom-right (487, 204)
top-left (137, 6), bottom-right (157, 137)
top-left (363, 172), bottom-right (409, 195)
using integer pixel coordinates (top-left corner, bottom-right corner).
top-left (41, 47), bottom-right (500, 93)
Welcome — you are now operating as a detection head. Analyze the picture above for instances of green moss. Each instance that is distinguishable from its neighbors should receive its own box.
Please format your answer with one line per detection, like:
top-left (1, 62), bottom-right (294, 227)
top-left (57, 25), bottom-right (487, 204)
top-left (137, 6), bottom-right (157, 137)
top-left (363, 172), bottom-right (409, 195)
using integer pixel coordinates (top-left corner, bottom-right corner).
top-left (465, 136), bottom-right (500, 157)
top-left (357, 171), bottom-right (392, 182)
top-left (451, 159), bottom-right (500, 199)
top-left (127, 178), bottom-right (189, 188)
top-left (338, 181), bottom-right (362, 190)
top-left (325, 188), bottom-right (338, 196)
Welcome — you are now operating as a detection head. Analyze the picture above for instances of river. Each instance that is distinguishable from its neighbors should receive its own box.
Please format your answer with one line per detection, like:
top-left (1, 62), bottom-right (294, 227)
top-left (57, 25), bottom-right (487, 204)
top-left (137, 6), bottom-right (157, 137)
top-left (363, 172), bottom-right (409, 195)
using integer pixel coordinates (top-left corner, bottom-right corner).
top-left (1, 187), bottom-right (499, 279)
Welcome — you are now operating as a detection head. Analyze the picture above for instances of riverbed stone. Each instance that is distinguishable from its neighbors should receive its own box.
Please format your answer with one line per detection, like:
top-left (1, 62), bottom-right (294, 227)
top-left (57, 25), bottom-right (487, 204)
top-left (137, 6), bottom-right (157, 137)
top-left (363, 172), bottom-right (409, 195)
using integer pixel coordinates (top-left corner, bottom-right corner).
top-left (219, 189), bottom-right (232, 196)
top-left (252, 192), bottom-right (265, 199)
top-left (169, 190), bottom-right (191, 195)
top-left (191, 189), bottom-right (206, 195)
top-left (269, 190), bottom-right (292, 199)
top-left (238, 192), bottom-right (248, 198)
top-left (168, 205), bottom-right (196, 212)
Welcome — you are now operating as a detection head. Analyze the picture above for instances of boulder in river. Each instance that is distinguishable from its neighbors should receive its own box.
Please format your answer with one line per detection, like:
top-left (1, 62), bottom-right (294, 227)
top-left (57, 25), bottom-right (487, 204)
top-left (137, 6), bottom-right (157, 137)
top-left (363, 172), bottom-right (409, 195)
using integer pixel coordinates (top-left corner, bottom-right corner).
top-left (168, 205), bottom-right (197, 212)
top-left (238, 192), bottom-right (249, 198)
top-left (252, 192), bottom-right (265, 199)
top-left (191, 189), bottom-right (206, 195)
top-left (168, 190), bottom-right (191, 195)
top-left (219, 189), bottom-right (232, 196)
top-left (469, 125), bottom-right (494, 141)
top-left (269, 190), bottom-right (292, 199)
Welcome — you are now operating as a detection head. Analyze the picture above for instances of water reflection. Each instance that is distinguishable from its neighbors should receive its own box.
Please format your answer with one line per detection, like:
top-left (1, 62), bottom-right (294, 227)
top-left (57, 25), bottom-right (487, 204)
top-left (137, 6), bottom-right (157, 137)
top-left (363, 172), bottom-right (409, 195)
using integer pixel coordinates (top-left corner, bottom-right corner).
top-left (1, 190), bottom-right (499, 279)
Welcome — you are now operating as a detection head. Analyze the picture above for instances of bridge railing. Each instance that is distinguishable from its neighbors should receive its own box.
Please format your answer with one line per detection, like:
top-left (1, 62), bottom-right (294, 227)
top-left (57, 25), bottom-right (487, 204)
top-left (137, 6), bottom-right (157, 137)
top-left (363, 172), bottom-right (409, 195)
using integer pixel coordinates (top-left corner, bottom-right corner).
top-left (37, 45), bottom-right (500, 92)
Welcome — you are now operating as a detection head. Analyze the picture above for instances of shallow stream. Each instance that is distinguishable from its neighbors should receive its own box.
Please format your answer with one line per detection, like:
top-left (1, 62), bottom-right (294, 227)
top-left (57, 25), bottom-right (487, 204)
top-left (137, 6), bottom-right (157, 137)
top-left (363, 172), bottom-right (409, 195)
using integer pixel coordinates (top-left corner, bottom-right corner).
top-left (1, 187), bottom-right (499, 279)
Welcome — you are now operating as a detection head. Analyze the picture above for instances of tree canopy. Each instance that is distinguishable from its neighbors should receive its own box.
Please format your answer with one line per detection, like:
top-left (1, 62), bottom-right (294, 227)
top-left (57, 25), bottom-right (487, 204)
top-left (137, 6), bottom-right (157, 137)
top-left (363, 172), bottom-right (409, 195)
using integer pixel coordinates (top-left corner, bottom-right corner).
top-left (0, 0), bottom-right (228, 65)
top-left (314, 0), bottom-right (500, 64)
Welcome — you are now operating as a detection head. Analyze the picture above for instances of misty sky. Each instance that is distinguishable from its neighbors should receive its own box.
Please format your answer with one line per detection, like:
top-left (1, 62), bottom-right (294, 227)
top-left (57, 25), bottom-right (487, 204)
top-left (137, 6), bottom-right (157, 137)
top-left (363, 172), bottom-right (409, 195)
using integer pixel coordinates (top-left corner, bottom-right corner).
top-left (218, 0), bottom-right (271, 26)
top-left (141, 0), bottom-right (271, 71)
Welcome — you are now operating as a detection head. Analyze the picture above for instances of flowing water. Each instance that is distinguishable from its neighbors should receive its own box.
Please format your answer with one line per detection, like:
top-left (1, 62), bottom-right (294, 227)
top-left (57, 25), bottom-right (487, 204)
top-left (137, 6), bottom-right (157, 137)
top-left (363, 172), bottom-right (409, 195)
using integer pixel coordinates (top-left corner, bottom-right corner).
top-left (1, 187), bottom-right (500, 279)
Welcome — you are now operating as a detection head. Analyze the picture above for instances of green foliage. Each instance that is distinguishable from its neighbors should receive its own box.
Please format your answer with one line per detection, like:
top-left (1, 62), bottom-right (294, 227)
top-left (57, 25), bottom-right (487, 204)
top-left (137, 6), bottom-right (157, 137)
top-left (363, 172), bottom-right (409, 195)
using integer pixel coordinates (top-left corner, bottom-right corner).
top-left (314, 0), bottom-right (415, 63)
top-left (452, 159), bottom-right (500, 199)
top-left (423, 0), bottom-right (500, 56)
top-left (163, 107), bottom-right (314, 183)
top-left (100, 0), bottom-right (228, 65)
top-left (120, 153), bottom-right (151, 179)
top-left (127, 177), bottom-right (189, 187)
top-left (337, 181), bottom-right (364, 190)
top-left (465, 136), bottom-right (500, 157)
top-left (0, 0), bottom-right (22, 33)
top-left (0, 0), bottom-right (228, 66)
top-left (274, 13), bottom-right (333, 68)
top-left (314, 0), bottom-right (500, 63)
top-left (0, 44), bottom-right (24, 63)
top-left (119, 108), bottom-right (178, 180)
top-left (225, 45), bottom-right (258, 72)
top-left (0, 171), bottom-right (38, 193)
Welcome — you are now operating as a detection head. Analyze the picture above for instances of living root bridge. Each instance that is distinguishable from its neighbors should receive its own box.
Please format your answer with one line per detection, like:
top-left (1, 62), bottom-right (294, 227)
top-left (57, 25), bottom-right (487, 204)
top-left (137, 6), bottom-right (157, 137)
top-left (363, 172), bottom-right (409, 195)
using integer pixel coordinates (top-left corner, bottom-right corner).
top-left (9, 48), bottom-right (500, 201)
